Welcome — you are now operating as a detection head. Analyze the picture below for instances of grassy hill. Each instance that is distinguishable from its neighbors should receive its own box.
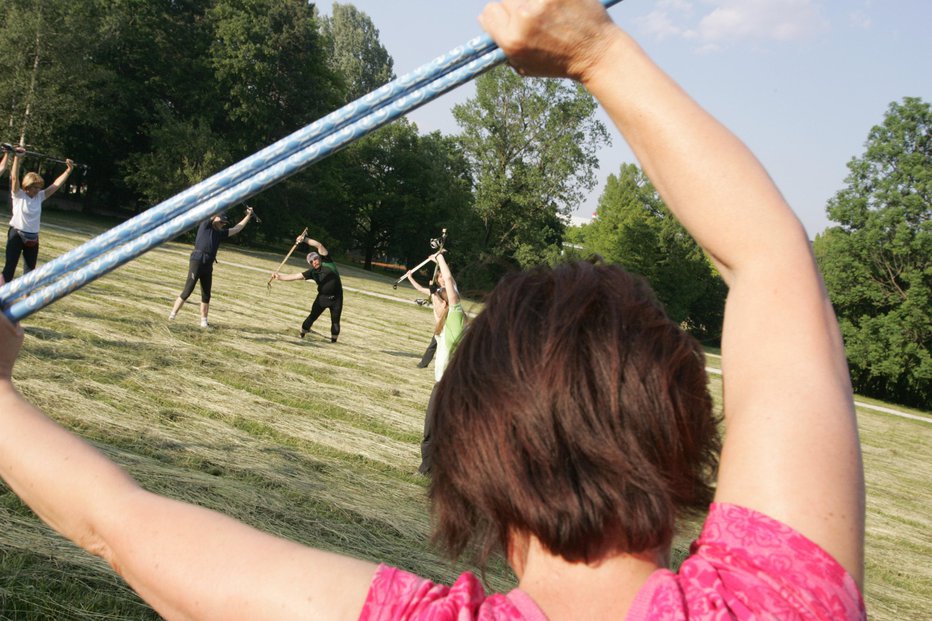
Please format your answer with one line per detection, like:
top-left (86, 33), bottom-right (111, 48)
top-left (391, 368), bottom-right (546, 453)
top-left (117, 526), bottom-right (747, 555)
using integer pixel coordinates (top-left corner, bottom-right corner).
top-left (0, 210), bottom-right (929, 619)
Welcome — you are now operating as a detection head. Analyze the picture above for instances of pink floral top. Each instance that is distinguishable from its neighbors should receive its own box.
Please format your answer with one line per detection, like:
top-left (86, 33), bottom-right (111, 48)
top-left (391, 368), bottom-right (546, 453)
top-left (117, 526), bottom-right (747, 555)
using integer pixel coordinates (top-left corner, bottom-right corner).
top-left (359, 503), bottom-right (865, 620)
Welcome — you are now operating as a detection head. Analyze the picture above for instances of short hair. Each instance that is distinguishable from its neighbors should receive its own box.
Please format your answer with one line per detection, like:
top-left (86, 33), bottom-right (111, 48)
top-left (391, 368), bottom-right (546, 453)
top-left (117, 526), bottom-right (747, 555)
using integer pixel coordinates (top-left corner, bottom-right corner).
top-left (429, 260), bottom-right (720, 567)
top-left (22, 172), bottom-right (44, 190)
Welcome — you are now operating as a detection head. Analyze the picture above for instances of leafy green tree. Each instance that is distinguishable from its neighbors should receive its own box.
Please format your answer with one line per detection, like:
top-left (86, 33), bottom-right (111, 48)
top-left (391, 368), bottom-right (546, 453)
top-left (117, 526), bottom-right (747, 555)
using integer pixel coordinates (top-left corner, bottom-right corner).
top-left (71, 0), bottom-right (220, 210)
top-left (814, 97), bottom-right (931, 407)
top-left (341, 122), bottom-right (414, 269)
top-left (336, 121), bottom-right (476, 271)
top-left (208, 0), bottom-right (337, 147)
top-left (453, 66), bottom-right (610, 277)
top-left (387, 131), bottom-right (475, 270)
top-left (585, 163), bottom-right (726, 340)
top-left (201, 0), bottom-right (341, 245)
top-left (122, 110), bottom-right (233, 205)
top-left (0, 0), bottom-right (110, 199)
top-left (320, 2), bottom-right (395, 104)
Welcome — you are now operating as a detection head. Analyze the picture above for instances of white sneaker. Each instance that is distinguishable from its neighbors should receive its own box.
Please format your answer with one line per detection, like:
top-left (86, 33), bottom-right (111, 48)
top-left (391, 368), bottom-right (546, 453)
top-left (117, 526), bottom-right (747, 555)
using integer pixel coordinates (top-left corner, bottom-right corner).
top-left (200, 318), bottom-right (209, 328)
top-left (168, 312), bottom-right (176, 321)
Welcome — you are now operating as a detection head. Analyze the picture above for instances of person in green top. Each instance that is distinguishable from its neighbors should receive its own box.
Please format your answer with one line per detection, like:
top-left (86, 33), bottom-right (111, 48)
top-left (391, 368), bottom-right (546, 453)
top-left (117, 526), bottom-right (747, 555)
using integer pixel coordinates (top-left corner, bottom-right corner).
top-left (270, 234), bottom-right (343, 342)
top-left (418, 251), bottom-right (465, 475)
top-left (404, 253), bottom-right (450, 368)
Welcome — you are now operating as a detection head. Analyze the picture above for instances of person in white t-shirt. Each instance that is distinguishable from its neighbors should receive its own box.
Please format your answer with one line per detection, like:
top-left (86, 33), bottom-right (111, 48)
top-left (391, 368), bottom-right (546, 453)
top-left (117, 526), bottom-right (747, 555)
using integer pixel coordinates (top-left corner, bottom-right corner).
top-left (2, 149), bottom-right (74, 284)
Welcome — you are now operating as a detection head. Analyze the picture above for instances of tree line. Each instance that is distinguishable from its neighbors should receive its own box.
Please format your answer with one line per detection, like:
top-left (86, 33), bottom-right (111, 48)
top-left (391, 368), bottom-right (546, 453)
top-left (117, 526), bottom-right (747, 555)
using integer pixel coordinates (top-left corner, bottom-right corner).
top-left (0, 1), bottom-right (926, 406)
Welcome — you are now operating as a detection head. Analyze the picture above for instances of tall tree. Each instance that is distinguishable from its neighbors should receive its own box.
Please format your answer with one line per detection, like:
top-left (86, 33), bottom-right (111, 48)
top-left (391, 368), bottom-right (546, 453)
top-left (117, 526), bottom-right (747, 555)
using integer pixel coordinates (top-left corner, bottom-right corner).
top-left (202, 0), bottom-right (338, 223)
top-left (0, 0), bottom-right (108, 199)
top-left (336, 121), bottom-right (476, 271)
top-left (387, 131), bottom-right (475, 270)
top-left (340, 120), bottom-right (422, 270)
top-left (814, 97), bottom-right (931, 407)
top-left (453, 66), bottom-right (610, 276)
top-left (320, 2), bottom-right (394, 104)
top-left (82, 0), bottom-right (220, 210)
top-left (208, 0), bottom-right (337, 147)
top-left (123, 0), bottom-right (341, 242)
top-left (585, 163), bottom-right (726, 340)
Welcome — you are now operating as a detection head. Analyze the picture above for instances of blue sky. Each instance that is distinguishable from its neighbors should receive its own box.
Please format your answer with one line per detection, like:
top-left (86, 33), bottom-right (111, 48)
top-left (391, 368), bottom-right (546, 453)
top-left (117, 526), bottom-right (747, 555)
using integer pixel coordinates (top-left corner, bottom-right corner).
top-left (315, 1), bottom-right (931, 239)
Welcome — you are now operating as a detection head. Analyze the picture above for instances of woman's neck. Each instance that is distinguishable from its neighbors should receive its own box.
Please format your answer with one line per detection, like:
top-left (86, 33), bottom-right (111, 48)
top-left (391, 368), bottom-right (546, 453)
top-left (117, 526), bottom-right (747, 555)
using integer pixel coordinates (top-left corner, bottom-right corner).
top-left (514, 535), bottom-right (666, 621)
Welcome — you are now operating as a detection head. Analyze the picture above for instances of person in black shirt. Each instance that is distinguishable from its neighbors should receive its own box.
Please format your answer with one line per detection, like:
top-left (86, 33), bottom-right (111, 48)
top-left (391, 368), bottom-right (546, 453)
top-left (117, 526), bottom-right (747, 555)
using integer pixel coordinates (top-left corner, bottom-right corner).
top-left (270, 234), bottom-right (343, 342)
top-left (168, 208), bottom-right (253, 327)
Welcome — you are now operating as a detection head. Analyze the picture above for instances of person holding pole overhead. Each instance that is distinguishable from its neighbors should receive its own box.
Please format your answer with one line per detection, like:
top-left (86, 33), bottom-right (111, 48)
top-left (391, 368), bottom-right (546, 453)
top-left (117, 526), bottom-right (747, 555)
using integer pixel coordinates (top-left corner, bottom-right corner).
top-left (2, 147), bottom-right (74, 285)
top-left (168, 207), bottom-right (254, 327)
top-left (403, 256), bottom-right (450, 368)
top-left (270, 233), bottom-right (343, 342)
top-left (412, 251), bottom-right (465, 475)
top-left (0, 1), bottom-right (865, 619)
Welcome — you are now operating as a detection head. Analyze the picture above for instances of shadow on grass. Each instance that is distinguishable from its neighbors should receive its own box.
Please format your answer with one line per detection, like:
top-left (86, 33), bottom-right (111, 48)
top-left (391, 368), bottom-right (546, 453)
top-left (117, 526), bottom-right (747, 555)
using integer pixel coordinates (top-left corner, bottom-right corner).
top-left (22, 326), bottom-right (68, 341)
top-left (383, 350), bottom-right (421, 360)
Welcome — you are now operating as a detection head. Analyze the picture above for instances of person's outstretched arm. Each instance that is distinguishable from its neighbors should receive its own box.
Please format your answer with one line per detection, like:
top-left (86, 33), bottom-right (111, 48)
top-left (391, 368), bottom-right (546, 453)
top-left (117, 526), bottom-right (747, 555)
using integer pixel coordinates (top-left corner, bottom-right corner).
top-left (270, 271), bottom-right (305, 282)
top-left (10, 151), bottom-right (22, 194)
top-left (303, 237), bottom-right (329, 256)
top-left (481, 0), bottom-right (863, 585)
top-left (227, 207), bottom-right (253, 237)
top-left (433, 253), bottom-right (458, 306)
top-left (405, 271), bottom-right (431, 296)
top-left (0, 315), bottom-right (376, 620)
top-left (0, 146), bottom-right (22, 176)
top-left (43, 158), bottom-right (75, 200)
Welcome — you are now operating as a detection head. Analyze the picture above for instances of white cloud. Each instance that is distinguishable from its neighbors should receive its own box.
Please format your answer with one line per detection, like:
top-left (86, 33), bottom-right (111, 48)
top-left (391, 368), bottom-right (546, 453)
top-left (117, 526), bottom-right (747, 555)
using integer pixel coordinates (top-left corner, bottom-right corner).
top-left (636, 0), bottom-right (698, 40)
top-left (848, 0), bottom-right (872, 30)
top-left (635, 0), bottom-right (830, 51)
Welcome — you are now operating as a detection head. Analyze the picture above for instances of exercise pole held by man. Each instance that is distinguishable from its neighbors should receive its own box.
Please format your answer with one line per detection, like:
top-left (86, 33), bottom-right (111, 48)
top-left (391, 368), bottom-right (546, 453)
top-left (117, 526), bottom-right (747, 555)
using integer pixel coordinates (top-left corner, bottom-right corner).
top-left (270, 233), bottom-right (344, 342)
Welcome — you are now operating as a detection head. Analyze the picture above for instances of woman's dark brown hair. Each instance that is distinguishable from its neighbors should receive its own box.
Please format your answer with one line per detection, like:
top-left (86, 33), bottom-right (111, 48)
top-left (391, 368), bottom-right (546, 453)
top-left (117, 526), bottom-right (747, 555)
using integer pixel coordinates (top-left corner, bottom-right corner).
top-left (429, 260), bottom-right (720, 567)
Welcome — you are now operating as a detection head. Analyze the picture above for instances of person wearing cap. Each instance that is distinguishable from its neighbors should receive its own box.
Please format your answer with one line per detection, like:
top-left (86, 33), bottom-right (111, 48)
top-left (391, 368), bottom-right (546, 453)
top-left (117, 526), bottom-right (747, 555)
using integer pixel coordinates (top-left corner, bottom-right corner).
top-left (168, 208), bottom-right (253, 327)
top-left (270, 234), bottom-right (343, 342)
top-left (2, 148), bottom-right (74, 285)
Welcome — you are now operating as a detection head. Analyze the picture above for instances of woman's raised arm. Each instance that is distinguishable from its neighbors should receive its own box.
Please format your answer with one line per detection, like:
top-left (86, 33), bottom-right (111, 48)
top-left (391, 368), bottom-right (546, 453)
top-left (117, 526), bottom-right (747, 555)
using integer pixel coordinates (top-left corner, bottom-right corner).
top-left (481, 0), bottom-right (864, 585)
top-left (0, 314), bottom-right (377, 620)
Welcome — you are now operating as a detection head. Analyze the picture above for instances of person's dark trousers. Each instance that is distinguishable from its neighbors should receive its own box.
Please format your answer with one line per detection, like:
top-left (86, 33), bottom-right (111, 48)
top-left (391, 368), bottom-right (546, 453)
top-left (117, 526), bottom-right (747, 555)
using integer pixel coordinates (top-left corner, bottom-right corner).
top-left (303, 294), bottom-right (343, 340)
top-left (417, 336), bottom-right (437, 368)
top-left (3, 228), bottom-right (39, 283)
top-left (418, 384), bottom-right (440, 475)
top-left (178, 257), bottom-right (213, 303)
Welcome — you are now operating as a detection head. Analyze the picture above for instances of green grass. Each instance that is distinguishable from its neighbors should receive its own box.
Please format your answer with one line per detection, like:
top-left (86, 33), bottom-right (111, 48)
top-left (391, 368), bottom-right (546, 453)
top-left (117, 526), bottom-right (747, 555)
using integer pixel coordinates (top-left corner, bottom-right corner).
top-left (1, 210), bottom-right (929, 620)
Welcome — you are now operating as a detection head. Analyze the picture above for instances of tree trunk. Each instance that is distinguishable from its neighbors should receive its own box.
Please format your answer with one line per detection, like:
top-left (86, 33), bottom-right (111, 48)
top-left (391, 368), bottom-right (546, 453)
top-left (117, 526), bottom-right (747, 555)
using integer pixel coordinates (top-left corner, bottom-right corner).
top-left (18, 8), bottom-right (43, 145)
top-left (364, 243), bottom-right (373, 271)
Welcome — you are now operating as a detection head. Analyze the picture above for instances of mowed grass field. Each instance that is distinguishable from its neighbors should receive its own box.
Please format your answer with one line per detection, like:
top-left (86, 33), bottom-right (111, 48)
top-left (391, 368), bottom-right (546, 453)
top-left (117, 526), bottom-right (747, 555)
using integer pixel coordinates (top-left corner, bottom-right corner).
top-left (1, 210), bottom-right (929, 620)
